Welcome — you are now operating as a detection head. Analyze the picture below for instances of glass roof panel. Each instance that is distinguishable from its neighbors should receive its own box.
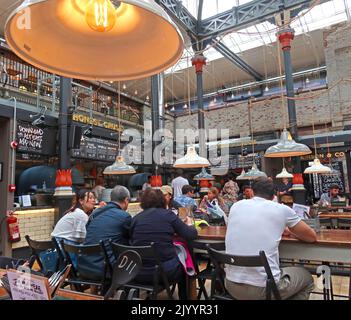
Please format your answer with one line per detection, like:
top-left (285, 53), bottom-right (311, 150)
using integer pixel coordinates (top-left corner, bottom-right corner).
top-left (167, 0), bottom-right (351, 73)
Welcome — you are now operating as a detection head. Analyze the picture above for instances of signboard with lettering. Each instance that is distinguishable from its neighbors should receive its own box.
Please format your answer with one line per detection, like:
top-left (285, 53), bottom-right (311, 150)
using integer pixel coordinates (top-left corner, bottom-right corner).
top-left (7, 269), bottom-right (50, 300)
top-left (320, 161), bottom-right (345, 194)
top-left (71, 136), bottom-right (118, 162)
top-left (16, 122), bottom-right (56, 155)
top-left (304, 157), bottom-right (346, 199)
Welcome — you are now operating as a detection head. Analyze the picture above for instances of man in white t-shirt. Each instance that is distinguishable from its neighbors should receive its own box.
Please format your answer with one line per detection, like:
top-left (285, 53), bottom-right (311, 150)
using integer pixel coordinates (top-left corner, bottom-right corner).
top-left (225, 177), bottom-right (317, 300)
top-left (171, 169), bottom-right (189, 198)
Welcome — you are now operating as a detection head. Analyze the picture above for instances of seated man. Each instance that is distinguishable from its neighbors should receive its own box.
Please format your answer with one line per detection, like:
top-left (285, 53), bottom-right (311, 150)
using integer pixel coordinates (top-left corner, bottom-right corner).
top-left (319, 184), bottom-right (343, 206)
top-left (78, 185), bottom-right (132, 280)
top-left (225, 177), bottom-right (317, 300)
top-left (237, 185), bottom-right (254, 201)
top-left (174, 185), bottom-right (197, 210)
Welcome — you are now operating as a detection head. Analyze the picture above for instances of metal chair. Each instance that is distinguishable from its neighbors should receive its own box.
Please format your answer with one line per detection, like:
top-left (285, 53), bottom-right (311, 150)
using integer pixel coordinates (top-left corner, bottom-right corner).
top-left (337, 218), bottom-right (351, 229)
top-left (109, 241), bottom-right (175, 300)
top-left (60, 240), bottom-right (112, 295)
top-left (189, 239), bottom-right (225, 300)
top-left (207, 246), bottom-right (281, 300)
top-left (25, 235), bottom-right (58, 276)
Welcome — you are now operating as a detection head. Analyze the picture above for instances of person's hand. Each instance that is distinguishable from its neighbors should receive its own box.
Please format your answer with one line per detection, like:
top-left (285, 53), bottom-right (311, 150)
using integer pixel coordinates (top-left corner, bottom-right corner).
top-left (98, 201), bottom-right (107, 207)
top-left (282, 227), bottom-right (291, 237)
top-left (184, 216), bottom-right (194, 226)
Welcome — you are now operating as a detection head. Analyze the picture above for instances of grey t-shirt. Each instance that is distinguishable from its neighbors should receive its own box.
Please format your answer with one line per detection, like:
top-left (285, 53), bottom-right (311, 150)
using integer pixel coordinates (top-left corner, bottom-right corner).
top-left (225, 197), bottom-right (301, 287)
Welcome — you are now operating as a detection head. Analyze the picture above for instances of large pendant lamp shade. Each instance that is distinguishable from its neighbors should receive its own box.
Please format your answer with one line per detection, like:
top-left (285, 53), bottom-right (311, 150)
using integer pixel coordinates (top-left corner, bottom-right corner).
top-left (236, 169), bottom-right (246, 180)
top-left (103, 155), bottom-right (136, 175)
top-left (265, 129), bottom-right (311, 158)
top-left (193, 167), bottom-right (214, 181)
top-left (304, 158), bottom-right (332, 174)
top-left (5, 0), bottom-right (184, 81)
top-left (276, 167), bottom-right (294, 179)
top-left (173, 145), bottom-right (210, 168)
top-left (241, 163), bottom-right (267, 180)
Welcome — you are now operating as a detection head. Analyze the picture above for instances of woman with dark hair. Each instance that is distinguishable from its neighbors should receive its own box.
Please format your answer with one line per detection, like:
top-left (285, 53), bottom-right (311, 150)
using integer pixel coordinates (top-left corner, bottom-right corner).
top-left (130, 188), bottom-right (198, 299)
top-left (51, 189), bottom-right (96, 245)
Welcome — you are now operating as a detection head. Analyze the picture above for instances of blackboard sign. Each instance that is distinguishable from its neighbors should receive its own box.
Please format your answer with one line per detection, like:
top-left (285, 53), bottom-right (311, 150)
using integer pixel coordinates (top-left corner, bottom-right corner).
top-left (71, 136), bottom-right (118, 162)
top-left (320, 161), bottom-right (345, 194)
top-left (16, 122), bottom-right (56, 155)
top-left (307, 160), bottom-right (346, 199)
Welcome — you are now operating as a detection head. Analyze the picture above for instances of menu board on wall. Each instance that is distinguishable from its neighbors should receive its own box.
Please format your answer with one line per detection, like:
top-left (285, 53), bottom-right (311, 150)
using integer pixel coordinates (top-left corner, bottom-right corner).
top-left (71, 136), bottom-right (118, 162)
top-left (319, 161), bottom-right (345, 194)
top-left (306, 159), bottom-right (346, 199)
top-left (16, 122), bottom-right (56, 155)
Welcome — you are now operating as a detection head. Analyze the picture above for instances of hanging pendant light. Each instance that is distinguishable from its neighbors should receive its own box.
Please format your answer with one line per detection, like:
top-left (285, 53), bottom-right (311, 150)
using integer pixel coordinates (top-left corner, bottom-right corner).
top-left (276, 167), bottom-right (294, 179)
top-left (103, 154), bottom-right (136, 175)
top-left (5, 0), bottom-right (184, 81)
top-left (264, 129), bottom-right (311, 158)
top-left (174, 145), bottom-right (210, 168)
top-left (241, 163), bottom-right (267, 180)
top-left (304, 158), bottom-right (331, 174)
top-left (236, 168), bottom-right (246, 180)
top-left (193, 167), bottom-right (214, 181)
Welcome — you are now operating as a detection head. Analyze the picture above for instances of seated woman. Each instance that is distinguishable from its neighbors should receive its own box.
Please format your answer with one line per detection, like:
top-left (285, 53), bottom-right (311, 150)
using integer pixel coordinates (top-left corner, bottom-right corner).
top-left (160, 185), bottom-right (182, 215)
top-left (199, 187), bottom-right (228, 223)
top-left (130, 189), bottom-right (198, 300)
top-left (51, 189), bottom-right (96, 265)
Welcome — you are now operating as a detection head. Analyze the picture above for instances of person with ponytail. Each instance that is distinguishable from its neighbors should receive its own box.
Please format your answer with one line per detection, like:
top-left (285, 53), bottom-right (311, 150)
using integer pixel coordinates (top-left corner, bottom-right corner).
top-left (51, 189), bottom-right (96, 245)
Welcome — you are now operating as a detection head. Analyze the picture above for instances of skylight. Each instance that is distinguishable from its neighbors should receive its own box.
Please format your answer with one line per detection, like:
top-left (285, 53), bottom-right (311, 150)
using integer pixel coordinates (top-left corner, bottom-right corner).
top-left (166, 0), bottom-right (351, 73)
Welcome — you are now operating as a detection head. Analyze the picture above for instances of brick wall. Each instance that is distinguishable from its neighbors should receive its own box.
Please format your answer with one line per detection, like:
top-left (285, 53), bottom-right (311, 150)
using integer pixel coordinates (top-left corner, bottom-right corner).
top-left (12, 204), bottom-right (142, 249)
top-left (12, 209), bottom-right (55, 249)
top-left (172, 23), bottom-right (351, 136)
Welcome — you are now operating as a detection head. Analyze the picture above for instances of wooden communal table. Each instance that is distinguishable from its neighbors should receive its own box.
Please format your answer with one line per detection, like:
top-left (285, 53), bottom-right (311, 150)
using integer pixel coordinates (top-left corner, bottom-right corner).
top-left (319, 212), bottom-right (351, 228)
top-left (197, 226), bottom-right (351, 264)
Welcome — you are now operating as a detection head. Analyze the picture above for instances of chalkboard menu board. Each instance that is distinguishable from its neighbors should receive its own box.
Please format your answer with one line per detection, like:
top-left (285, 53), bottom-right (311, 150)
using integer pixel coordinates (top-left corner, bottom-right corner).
top-left (320, 161), bottom-right (345, 194)
top-left (307, 160), bottom-right (345, 198)
top-left (16, 122), bottom-right (56, 155)
top-left (71, 136), bottom-right (118, 162)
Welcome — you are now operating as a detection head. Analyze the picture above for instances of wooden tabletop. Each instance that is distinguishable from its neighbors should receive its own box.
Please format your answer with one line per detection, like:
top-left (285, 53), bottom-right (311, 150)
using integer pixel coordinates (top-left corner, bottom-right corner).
top-left (197, 226), bottom-right (351, 247)
top-left (319, 213), bottom-right (351, 218)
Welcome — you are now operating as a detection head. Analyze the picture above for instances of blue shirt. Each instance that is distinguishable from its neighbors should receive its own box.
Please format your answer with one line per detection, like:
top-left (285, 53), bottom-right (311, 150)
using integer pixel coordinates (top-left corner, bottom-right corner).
top-left (78, 202), bottom-right (131, 280)
top-left (174, 195), bottom-right (197, 209)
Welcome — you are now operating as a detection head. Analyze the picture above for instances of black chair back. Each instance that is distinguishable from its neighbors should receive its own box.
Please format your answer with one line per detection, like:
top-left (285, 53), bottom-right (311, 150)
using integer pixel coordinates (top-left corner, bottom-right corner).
top-left (0, 256), bottom-right (26, 269)
top-left (104, 250), bottom-right (142, 299)
top-left (207, 246), bottom-right (281, 300)
top-left (25, 235), bottom-right (57, 273)
top-left (60, 240), bottom-right (111, 277)
top-left (319, 218), bottom-right (333, 228)
top-left (337, 218), bottom-right (351, 228)
top-left (109, 241), bottom-right (173, 299)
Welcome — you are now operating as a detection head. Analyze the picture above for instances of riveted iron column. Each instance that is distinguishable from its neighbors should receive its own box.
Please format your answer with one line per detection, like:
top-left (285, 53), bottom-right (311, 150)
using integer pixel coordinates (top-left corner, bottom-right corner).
top-left (192, 54), bottom-right (207, 158)
top-left (278, 28), bottom-right (301, 172)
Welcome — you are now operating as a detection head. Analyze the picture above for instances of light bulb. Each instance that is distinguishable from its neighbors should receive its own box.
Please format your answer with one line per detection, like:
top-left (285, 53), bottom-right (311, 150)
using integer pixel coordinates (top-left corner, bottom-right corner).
top-left (86, 0), bottom-right (116, 33)
top-left (122, 84), bottom-right (127, 90)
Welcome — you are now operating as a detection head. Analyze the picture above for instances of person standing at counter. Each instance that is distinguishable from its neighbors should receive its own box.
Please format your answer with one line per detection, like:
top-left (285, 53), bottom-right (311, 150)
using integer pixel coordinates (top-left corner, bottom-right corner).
top-left (172, 169), bottom-right (189, 198)
top-left (92, 177), bottom-right (106, 202)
